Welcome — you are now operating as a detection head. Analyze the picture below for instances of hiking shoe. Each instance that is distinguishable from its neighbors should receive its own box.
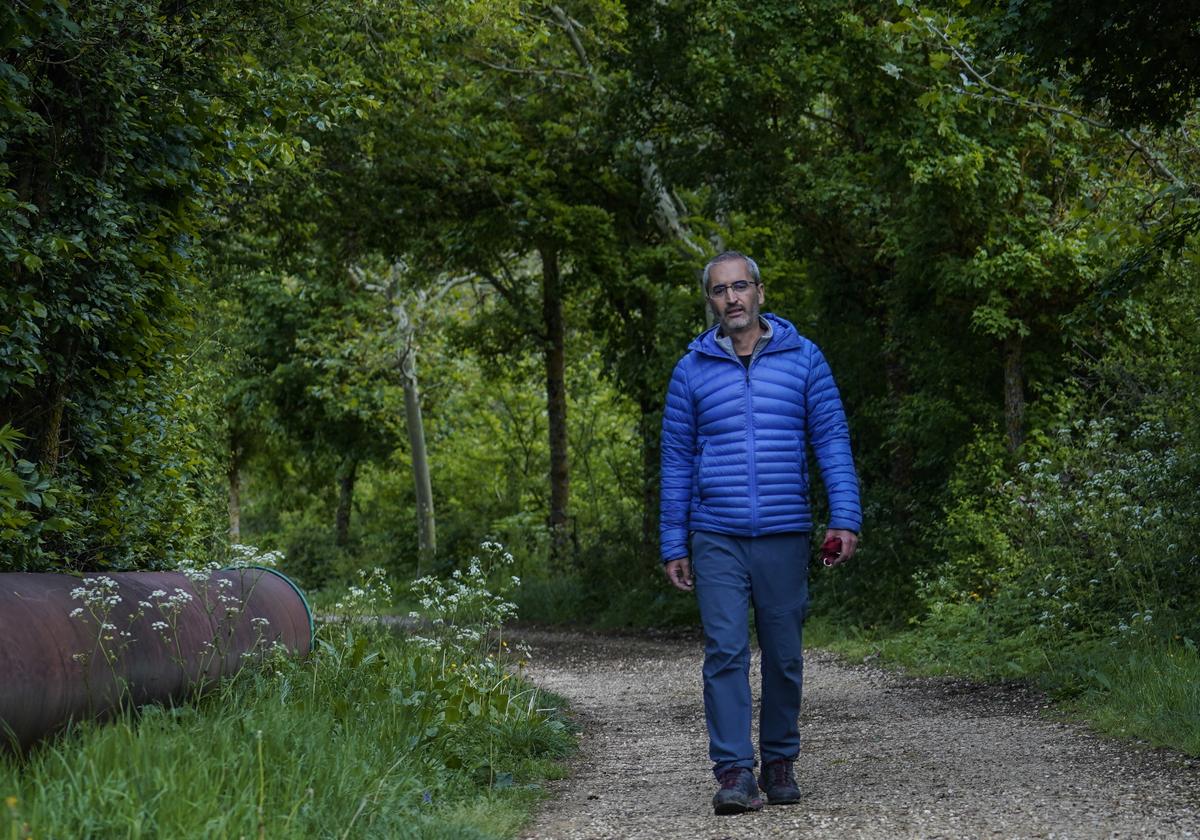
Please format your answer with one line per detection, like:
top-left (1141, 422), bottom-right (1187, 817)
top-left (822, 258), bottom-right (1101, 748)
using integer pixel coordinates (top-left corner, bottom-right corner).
top-left (712, 767), bottom-right (764, 815)
top-left (758, 759), bottom-right (801, 805)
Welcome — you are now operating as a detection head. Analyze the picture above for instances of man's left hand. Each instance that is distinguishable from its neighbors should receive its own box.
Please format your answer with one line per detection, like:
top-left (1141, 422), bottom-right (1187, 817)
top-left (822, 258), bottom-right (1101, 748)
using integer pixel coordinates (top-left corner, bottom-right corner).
top-left (822, 528), bottom-right (858, 566)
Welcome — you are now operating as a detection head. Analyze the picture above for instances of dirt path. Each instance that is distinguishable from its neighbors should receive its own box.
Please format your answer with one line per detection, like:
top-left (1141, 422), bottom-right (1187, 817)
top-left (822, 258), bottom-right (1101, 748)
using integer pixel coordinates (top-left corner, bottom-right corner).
top-left (514, 628), bottom-right (1200, 840)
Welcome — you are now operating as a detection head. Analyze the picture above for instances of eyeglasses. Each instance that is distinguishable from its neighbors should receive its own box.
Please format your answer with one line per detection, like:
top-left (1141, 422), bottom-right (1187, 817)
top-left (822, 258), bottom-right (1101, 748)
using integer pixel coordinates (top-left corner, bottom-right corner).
top-left (707, 280), bottom-right (758, 298)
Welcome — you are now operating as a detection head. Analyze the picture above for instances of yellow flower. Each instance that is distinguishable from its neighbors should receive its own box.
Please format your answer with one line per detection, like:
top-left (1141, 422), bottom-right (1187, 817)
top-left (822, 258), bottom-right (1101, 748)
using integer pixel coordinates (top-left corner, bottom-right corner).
top-left (4, 796), bottom-right (17, 808)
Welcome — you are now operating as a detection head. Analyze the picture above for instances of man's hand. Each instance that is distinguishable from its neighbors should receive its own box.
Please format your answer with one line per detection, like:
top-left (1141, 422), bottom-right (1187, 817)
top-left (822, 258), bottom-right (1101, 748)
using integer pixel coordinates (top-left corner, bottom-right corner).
top-left (664, 557), bottom-right (694, 592)
top-left (822, 529), bottom-right (859, 566)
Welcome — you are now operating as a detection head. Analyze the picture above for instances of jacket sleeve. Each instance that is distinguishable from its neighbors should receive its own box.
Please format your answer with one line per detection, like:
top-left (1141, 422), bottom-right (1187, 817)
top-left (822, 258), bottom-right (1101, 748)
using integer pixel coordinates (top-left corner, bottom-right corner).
top-left (659, 357), bottom-right (696, 562)
top-left (805, 343), bottom-right (862, 533)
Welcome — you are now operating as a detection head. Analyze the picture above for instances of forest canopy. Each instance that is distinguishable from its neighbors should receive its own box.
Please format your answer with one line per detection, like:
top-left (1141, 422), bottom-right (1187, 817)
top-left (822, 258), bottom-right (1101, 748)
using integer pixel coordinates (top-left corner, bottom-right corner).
top-left (2, 0), bottom-right (1198, 659)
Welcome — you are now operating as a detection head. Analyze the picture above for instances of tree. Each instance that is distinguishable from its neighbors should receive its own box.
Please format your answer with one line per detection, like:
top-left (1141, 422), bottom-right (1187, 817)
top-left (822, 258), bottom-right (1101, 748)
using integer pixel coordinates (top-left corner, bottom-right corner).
top-left (0, 0), bottom-right (327, 568)
top-left (349, 261), bottom-right (473, 571)
top-left (301, 0), bottom-right (632, 569)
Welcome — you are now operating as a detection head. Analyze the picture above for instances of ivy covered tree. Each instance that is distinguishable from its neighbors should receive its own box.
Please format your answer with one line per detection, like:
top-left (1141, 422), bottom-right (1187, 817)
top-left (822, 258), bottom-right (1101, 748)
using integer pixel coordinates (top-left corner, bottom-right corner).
top-left (0, 0), bottom-right (343, 568)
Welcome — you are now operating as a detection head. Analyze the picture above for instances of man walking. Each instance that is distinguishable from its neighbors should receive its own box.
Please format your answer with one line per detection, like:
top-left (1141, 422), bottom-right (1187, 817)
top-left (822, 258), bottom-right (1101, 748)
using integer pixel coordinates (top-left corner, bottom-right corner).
top-left (660, 251), bottom-right (861, 815)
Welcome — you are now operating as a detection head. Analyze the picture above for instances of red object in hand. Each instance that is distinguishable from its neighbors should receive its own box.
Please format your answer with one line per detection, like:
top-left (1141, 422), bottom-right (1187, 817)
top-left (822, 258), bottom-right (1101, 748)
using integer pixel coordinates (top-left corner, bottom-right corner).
top-left (820, 536), bottom-right (843, 567)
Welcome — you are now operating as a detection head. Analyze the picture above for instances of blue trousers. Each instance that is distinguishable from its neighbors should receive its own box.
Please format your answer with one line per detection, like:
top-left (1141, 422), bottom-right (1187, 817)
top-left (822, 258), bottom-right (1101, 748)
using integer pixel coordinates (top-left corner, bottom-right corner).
top-left (691, 530), bottom-right (810, 776)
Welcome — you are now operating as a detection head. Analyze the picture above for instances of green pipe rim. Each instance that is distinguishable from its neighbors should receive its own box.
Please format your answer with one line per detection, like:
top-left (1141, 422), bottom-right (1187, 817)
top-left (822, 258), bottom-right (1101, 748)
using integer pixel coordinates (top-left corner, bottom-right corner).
top-left (235, 565), bottom-right (316, 651)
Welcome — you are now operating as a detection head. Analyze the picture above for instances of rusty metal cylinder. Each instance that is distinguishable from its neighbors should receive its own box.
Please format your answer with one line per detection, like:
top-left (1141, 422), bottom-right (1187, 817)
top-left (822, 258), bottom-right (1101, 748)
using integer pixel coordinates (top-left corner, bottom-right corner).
top-left (0, 566), bottom-right (312, 750)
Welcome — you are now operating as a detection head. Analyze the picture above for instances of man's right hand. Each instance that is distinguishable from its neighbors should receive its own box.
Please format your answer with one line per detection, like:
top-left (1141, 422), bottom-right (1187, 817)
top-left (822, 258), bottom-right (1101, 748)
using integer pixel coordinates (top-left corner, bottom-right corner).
top-left (664, 557), bottom-right (694, 592)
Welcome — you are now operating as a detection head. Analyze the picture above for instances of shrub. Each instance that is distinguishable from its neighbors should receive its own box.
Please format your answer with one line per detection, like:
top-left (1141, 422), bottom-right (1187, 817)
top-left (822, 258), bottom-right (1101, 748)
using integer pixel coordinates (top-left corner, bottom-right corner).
top-left (923, 418), bottom-right (1200, 643)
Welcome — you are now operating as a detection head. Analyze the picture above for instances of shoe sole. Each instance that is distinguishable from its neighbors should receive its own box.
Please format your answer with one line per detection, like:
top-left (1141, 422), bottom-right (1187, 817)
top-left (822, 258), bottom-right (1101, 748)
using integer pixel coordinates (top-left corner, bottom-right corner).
top-left (765, 794), bottom-right (801, 806)
top-left (713, 798), bottom-right (764, 815)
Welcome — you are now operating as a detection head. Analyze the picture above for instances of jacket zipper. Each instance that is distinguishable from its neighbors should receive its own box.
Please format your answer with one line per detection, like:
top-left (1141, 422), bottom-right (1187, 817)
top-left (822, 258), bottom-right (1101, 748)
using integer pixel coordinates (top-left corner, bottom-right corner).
top-left (744, 355), bottom-right (759, 535)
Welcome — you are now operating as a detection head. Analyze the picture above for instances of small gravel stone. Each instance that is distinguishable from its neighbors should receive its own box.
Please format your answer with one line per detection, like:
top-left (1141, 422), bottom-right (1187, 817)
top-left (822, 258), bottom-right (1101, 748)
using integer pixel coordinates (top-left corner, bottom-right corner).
top-left (515, 628), bottom-right (1200, 840)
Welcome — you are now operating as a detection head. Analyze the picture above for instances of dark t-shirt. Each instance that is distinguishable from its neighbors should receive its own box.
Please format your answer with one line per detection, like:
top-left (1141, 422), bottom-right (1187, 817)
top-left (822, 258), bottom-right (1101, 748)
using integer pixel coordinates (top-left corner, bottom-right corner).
top-left (738, 353), bottom-right (752, 369)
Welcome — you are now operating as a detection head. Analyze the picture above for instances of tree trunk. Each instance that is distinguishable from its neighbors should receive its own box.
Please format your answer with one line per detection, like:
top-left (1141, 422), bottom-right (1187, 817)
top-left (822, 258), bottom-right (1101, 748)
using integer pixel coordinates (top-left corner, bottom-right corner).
top-left (1003, 333), bottom-right (1025, 454)
top-left (335, 455), bottom-right (359, 548)
top-left (38, 376), bottom-right (68, 475)
top-left (33, 338), bottom-right (76, 474)
top-left (362, 261), bottom-right (465, 573)
top-left (540, 245), bottom-right (572, 569)
top-left (402, 369), bottom-right (436, 572)
top-left (227, 437), bottom-right (242, 543)
top-left (638, 407), bottom-right (660, 565)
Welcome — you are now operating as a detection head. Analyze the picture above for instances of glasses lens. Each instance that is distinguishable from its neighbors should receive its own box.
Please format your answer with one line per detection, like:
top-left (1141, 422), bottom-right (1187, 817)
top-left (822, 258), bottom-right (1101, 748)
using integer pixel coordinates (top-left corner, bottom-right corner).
top-left (710, 280), bottom-right (753, 298)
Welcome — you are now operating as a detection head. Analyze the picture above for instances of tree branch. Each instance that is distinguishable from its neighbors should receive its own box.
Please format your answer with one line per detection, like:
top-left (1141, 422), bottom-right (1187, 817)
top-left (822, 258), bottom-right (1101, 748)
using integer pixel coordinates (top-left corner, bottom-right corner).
top-left (472, 56), bottom-right (590, 81)
top-left (480, 265), bottom-right (548, 342)
top-left (548, 4), bottom-right (599, 92)
top-left (636, 139), bottom-right (707, 258)
top-left (922, 17), bottom-right (1188, 189)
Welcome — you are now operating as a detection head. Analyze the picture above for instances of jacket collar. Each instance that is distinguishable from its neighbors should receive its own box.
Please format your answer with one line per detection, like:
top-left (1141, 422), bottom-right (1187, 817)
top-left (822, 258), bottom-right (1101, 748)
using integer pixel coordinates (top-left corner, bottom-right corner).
top-left (689, 312), bottom-right (802, 358)
top-left (714, 316), bottom-right (773, 358)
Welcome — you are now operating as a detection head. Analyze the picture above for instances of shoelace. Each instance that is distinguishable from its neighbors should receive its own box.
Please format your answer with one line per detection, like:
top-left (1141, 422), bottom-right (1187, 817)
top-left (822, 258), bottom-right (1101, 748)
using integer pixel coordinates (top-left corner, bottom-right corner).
top-left (765, 761), bottom-right (795, 787)
top-left (718, 769), bottom-right (748, 789)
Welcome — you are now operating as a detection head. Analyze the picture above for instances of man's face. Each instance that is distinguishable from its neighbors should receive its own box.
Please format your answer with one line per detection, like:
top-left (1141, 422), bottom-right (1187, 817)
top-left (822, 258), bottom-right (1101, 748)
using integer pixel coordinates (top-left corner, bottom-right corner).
top-left (707, 259), bottom-right (764, 334)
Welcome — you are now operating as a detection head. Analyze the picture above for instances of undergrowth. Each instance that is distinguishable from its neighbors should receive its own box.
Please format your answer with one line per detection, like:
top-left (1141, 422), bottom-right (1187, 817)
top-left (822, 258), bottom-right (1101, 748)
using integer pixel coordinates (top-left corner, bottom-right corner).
top-left (514, 573), bottom-right (700, 629)
top-left (1, 546), bottom-right (574, 839)
top-left (803, 415), bottom-right (1200, 759)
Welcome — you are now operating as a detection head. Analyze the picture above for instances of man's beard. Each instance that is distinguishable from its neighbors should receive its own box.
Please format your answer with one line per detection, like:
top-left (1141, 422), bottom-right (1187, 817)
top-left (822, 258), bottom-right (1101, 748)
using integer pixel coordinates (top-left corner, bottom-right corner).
top-left (721, 305), bottom-right (754, 332)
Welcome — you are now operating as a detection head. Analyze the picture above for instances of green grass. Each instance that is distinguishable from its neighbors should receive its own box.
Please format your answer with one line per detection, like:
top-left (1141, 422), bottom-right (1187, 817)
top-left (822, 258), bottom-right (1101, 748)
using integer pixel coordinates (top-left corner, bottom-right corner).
top-left (806, 613), bottom-right (1200, 756)
top-left (1, 621), bottom-right (575, 839)
top-left (1054, 639), bottom-right (1200, 753)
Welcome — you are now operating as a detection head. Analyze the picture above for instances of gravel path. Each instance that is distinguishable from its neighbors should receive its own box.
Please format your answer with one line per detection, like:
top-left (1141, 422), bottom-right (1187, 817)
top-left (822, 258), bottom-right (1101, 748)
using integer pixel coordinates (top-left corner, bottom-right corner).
top-left (514, 628), bottom-right (1200, 840)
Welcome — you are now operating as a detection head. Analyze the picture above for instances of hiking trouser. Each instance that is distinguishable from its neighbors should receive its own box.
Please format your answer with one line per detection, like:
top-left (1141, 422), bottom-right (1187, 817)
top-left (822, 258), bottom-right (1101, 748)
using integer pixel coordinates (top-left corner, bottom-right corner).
top-left (691, 530), bottom-right (810, 776)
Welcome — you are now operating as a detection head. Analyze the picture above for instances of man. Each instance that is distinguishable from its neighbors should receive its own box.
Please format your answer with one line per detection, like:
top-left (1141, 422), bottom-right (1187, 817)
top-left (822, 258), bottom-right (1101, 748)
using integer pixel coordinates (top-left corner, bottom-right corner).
top-left (660, 251), bottom-right (861, 815)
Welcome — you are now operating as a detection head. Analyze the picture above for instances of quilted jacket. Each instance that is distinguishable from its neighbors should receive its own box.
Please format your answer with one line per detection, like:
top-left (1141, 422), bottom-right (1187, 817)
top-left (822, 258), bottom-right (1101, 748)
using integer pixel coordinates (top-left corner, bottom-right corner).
top-left (659, 313), bottom-right (862, 562)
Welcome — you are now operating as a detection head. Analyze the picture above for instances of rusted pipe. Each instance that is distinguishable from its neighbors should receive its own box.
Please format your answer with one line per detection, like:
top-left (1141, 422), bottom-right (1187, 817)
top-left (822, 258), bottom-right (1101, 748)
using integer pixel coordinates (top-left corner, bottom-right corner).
top-left (0, 567), bottom-right (312, 751)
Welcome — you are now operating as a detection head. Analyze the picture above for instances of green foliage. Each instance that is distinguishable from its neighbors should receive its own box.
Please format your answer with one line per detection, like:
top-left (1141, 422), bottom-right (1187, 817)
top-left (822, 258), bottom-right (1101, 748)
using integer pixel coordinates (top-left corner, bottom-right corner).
top-left (992, 0), bottom-right (1200, 129)
top-left (0, 0), bottom-right (353, 569)
top-left (926, 416), bottom-right (1200, 641)
top-left (0, 423), bottom-right (67, 544)
top-left (808, 211), bottom-right (1200, 752)
top-left (5, 0), bottom-right (1200, 771)
top-left (0, 341), bottom-right (228, 570)
top-left (927, 234), bottom-right (1200, 647)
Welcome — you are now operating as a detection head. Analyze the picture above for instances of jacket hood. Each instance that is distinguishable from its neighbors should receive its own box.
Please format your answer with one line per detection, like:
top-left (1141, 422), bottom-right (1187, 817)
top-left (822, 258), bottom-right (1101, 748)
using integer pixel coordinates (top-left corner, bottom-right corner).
top-left (688, 312), bottom-right (804, 356)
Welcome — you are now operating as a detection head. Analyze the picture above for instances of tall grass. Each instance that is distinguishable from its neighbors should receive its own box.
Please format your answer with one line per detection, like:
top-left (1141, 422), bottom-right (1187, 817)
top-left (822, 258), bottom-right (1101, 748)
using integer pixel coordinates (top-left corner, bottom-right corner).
top-left (2, 561), bottom-right (574, 839)
top-left (1055, 639), bottom-right (1200, 754)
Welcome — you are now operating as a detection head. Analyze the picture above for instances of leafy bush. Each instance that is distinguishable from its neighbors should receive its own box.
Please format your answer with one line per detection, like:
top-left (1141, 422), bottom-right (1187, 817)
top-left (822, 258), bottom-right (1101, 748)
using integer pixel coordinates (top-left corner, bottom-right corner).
top-left (0, 424), bottom-right (72, 561)
top-left (515, 529), bottom-right (702, 629)
top-left (923, 418), bottom-right (1200, 643)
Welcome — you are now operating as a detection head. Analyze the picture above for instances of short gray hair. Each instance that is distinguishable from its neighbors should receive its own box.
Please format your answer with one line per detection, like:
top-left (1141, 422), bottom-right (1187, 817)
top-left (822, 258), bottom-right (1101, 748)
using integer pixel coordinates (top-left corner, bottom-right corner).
top-left (701, 251), bottom-right (761, 295)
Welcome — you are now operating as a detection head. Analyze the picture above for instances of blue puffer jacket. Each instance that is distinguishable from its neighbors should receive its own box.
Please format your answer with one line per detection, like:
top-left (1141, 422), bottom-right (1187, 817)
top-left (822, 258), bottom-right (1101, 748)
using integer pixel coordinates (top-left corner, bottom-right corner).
top-left (659, 313), bottom-right (862, 562)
